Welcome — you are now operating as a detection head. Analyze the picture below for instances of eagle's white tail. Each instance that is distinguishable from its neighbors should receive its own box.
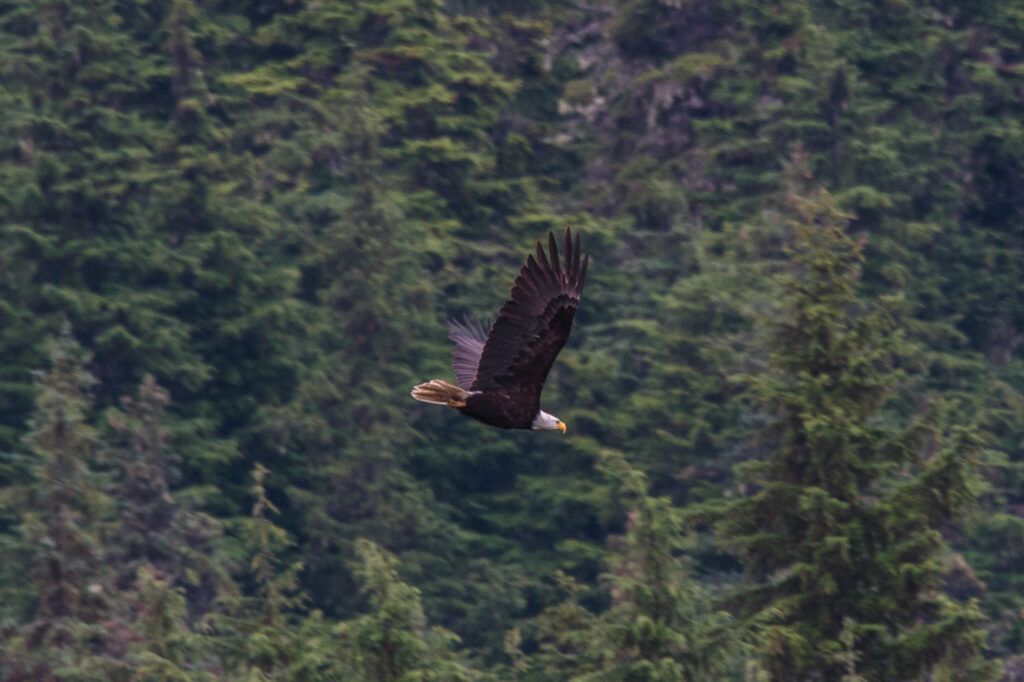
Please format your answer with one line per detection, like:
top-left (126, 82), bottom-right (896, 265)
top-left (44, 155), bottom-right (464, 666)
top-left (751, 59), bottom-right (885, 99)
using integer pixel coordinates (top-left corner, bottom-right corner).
top-left (410, 379), bottom-right (470, 408)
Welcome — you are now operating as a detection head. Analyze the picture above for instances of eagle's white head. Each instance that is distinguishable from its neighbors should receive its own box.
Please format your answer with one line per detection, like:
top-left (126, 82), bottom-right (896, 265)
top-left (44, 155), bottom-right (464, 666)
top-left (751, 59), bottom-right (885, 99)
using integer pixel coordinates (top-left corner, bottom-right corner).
top-left (531, 410), bottom-right (566, 433)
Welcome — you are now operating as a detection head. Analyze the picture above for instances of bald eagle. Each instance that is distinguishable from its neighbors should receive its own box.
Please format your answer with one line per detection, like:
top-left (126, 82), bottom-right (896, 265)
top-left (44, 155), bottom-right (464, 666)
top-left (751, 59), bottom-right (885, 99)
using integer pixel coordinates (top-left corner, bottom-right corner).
top-left (411, 229), bottom-right (589, 432)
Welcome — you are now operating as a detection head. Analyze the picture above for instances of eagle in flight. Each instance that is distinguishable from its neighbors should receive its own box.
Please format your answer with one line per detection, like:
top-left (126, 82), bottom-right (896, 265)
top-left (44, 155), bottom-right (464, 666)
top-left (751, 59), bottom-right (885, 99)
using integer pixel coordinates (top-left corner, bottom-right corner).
top-left (411, 229), bottom-right (588, 432)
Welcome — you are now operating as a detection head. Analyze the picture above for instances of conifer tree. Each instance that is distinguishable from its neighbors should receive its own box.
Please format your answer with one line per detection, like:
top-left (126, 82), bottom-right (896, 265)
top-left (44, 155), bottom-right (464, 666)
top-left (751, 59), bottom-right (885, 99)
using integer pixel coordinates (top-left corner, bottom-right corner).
top-left (338, 539), bottom-right (484, 682)
top-left (106, 375), bottom-right (229, 605)
top-left (259, 65), bottom-right (455, 619)
top-left (122, 565), bottom-right (218, 682)
top-left (104, 375), bottom-right (231, 679)
top-left (219, 464), bottom-right (351, 681)
top-left (0, 0), bottom-right (1020, 675)
top-left (534, 449), bottom-right (751, 681)
top-left (0, 0), bottom-right (312, 489)
top-left (221, 463), bottom-right (304, 677)
top-left (708, 184), bottom-right (995, 680)
top-left (0, 0), bottom-right (201, 407)
top-left (241, 0), bottom-right (489, 629)
top-left (0, 328), bottom-right (124, 680)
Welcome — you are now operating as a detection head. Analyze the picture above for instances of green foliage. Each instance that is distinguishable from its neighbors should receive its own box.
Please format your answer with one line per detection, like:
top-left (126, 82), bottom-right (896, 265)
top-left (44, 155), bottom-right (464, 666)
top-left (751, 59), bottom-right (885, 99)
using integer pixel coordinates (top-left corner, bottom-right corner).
top-left (1, 0), bottom-right (1022, 678)
top-left (216, 464), bottom-right (325, 680)
top-left (103, 375), bottom-right (231, 680)
top-left (533, 450), bottom-right (754, 681)
top-left (0, 0), bottom-right (313, 499)
top-left (0, 328), bottom-right (123, 680)
top-left (122, 565), bottom-right (219, 682)
top-left (705, 184), bottom-right (996, 680)
top-left (338, 539), bottom-right (485, 681)
top-left (105, 375), bottom-right (230, 605)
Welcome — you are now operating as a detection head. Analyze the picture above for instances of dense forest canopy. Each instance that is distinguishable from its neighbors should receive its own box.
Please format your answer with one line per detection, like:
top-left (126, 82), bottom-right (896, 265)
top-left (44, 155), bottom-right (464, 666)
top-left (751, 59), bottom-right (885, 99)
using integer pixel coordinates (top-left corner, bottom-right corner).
top-left (0, 0), bottom-right (1022, 679)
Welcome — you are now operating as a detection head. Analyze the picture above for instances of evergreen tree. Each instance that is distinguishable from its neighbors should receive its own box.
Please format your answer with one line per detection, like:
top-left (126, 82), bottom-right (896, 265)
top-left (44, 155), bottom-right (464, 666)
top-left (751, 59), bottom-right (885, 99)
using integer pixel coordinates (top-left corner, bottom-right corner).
top-left (121, 565), bottom-right (219, 681)
top-left (0, 329), bottom-right (124, 680)
top-left (239, 2), bottom-right (563, 656)
top-left (1, 0), bottom-right (1023, 675)
top-left (533, 450), bottom-right (751, 681)
top-left (0, 0), bottom-right (312, 498)
top-left (547, 0), bottom-right (1024, 664)
top-left (0, 0), bottom-right (201, 408)
top-left (338, 539), bottom-right (485, 682)
top-left (104, 374), bottom-right (231, 679)
top-left (706, 184), bottom-right (995, 680)
top-left (105, 375), bottom-right (229, 607)
top-left (219, 464), bottom-right (351, 681)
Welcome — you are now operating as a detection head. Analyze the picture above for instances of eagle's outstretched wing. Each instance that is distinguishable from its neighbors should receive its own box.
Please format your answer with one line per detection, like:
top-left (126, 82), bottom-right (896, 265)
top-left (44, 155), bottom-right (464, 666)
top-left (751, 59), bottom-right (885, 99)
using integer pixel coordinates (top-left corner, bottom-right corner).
top-left (470, 229), bottom-right (588, 392)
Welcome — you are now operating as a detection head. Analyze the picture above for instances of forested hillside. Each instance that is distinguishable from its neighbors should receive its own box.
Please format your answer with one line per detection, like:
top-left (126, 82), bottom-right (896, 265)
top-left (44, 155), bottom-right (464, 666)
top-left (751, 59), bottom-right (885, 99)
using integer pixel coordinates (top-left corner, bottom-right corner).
top-left (1, 0), bottom-right (1022, 679)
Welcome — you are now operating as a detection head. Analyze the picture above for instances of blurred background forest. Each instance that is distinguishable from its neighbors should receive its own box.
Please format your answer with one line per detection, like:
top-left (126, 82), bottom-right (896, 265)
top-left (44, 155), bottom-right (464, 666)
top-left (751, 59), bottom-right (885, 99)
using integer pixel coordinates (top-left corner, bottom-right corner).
top-left (1, 0), bottom-right (1022, 679)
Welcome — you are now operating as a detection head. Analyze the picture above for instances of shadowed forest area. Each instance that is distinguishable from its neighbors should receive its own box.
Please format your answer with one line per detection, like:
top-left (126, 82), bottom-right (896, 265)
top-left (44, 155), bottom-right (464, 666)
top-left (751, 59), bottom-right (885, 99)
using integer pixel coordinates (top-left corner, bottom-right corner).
top-left (1, 0), bottom-right (1022, 679)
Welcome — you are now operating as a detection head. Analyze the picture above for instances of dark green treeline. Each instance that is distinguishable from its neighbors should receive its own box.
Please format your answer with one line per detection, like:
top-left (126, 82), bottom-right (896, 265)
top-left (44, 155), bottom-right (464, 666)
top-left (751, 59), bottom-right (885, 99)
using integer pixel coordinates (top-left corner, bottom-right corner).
top-left (1, 0), bottom-right (1022, 679)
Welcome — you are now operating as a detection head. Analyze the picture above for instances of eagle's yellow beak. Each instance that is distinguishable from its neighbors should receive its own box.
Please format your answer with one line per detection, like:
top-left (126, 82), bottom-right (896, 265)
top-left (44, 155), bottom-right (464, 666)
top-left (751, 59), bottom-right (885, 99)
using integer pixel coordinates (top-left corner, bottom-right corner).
top-left (557, 420), bottom-right (566, 434)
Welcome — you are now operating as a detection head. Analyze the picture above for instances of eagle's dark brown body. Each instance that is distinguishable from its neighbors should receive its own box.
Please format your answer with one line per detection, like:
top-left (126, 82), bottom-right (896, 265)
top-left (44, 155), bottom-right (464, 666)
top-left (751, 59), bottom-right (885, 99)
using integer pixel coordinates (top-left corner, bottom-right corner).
top-left (411, 230), bottom-right (588, 432)
top-left (460, 388), bottom-right (538, 430)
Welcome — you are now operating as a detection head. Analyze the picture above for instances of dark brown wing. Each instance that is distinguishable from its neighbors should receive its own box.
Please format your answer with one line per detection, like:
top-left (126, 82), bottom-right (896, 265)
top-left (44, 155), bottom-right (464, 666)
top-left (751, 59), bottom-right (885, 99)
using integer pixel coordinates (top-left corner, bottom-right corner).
top-left (471, 229), bottom-right (588, 393)
top-left (448, 315), bottom-right (489, 390)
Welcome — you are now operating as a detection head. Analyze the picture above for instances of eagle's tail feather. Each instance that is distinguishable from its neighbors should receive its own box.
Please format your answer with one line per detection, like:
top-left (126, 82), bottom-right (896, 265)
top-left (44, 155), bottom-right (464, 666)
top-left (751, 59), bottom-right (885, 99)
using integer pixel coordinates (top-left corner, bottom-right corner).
top-left (410, 379), bottom-right (470, 408)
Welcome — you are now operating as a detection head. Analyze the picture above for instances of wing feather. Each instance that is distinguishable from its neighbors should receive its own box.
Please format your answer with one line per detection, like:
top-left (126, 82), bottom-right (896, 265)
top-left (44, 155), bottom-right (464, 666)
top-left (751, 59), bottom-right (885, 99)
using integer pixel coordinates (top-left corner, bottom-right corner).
top-left (449, 315), bottom-right (489, 390)
top-left (549, 233), bottom-right (562, 280)
top-left (471, 229), bottom-right (588, 393)
top-left (572, 231), bottom-right (581, 277)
